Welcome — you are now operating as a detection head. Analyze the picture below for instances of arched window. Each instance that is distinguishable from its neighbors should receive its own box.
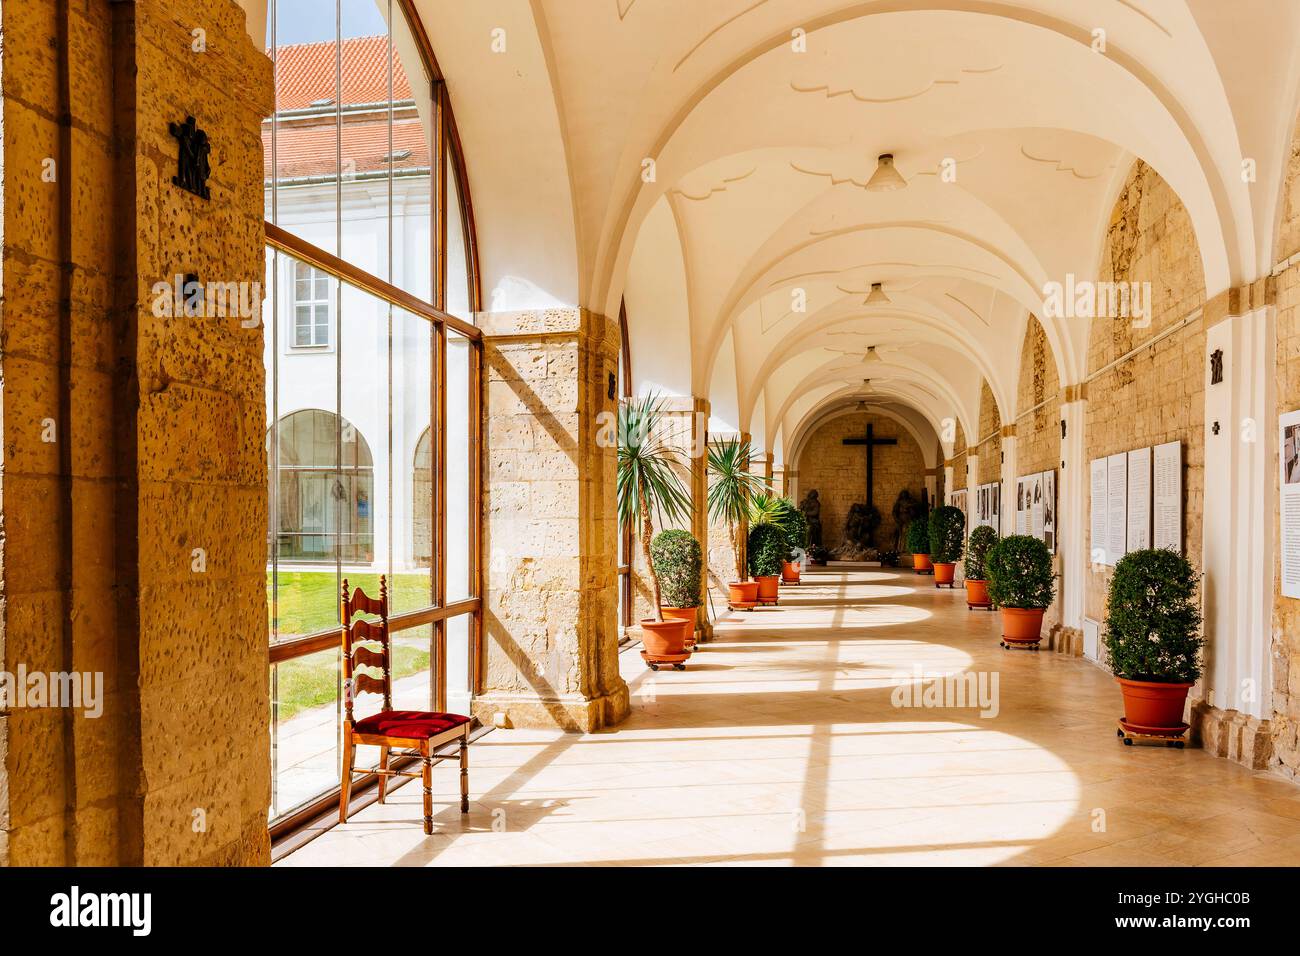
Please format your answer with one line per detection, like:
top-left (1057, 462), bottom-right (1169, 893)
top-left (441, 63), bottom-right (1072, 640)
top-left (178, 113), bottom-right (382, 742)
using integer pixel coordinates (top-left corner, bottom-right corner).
top-left (270, 409), bottom-right (374, 564)
top-left (412, 426), bottom-right (432, 567)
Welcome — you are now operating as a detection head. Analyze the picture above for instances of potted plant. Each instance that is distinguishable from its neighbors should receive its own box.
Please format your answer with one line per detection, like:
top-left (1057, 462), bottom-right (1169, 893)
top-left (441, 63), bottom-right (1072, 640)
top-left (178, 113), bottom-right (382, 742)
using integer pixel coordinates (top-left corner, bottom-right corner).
top-left (618, 394), bottom-right (694, 663)
top-left (778, 499), bottom-right (808, 583)
top-left (806, 544), bottom-right (830, 566)
top-left (963, 525), bottom-right (997, 609)
top-left (651, 529), bottom-right (703, 649)
top-left (747, 522), bottom-right (789, 604)
top-left (708, 437), bottom-right (764, 609)
top-left (1105, 549), bottom-right (1203, 732)
top-left (928, 505), bottom-right (965, 588)
top-left (906, 512), bottom-right (932, 574)
top-left (986, 534), bottom-right (1056, 646)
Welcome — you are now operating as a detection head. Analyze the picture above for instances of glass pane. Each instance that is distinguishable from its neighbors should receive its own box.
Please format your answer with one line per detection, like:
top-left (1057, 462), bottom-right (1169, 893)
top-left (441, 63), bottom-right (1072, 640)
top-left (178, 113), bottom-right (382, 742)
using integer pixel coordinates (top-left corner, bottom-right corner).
top-left (446, 613), bottom-right (472, 716)
top-left (264, 247), bottom-right (279, 642)
top-left (340, 0), bottom-right (392, 279)
top-left (270, 647), bottom-right (341, 819)
top-left (266, 0), bottom-right (339, 255)
top-left (446, 330), bottom-right (472, 602)
top-left (445, 149), bottom-right (472, 318)
top-left (394, 307), bottom-right (433, 609)
top-left (390, 1), bottom-right (433, 300)
top-left (339, 281), bottom-right (385, 572)
top-left (389, 623), bottom-right (433, 712)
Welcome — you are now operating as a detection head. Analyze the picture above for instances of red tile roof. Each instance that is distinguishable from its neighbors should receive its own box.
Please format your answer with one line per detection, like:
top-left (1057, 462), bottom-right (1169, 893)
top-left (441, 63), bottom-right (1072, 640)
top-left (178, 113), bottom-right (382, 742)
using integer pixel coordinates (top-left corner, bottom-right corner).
top-left (264, 36), bottom-right (430, 182)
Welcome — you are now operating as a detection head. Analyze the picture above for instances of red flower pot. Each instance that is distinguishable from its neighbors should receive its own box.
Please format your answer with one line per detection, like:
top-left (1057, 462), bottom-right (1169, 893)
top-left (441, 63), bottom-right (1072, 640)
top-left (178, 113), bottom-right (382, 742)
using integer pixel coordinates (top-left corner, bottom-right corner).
top-left (755, 575), bottom-right (780, 602)
top-left (933, 562), bottom-right (956, 585)
top-left (728, 581), bottom-right (759, 606)
top-left (913, 553), bottom-right (932, 572)
top-left (1117, 678), bottom-right (1193, 730)
top-left (781, 560), bottom-right (801, 584)
top-left (965, 579), bottom-right (991, 607)
top-left (661, 606), bottom-right (697, 647)
top-left (1000, 607), bottom-right (1044, 644)
top-left (640, 618), bottom-right (689, 657)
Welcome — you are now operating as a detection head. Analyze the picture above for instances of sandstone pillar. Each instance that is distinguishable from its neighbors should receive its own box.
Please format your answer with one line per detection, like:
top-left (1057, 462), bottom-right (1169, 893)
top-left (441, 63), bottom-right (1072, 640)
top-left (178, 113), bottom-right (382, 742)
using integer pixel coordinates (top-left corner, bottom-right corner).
top-left (475, 308), bottom-right (629, 732)
top-left (0, 0), bottom-right (272, 865)
top-left (1057, 388), bottom-right (1088, 653)
top-left (999, 429), bottom-right (1018, 530)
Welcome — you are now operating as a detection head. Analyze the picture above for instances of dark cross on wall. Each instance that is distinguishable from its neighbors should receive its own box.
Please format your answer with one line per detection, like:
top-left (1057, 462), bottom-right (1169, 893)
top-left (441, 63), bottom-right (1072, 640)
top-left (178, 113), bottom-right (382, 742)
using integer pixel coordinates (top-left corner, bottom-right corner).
top-left (842, 422), bottom-right (897, 509)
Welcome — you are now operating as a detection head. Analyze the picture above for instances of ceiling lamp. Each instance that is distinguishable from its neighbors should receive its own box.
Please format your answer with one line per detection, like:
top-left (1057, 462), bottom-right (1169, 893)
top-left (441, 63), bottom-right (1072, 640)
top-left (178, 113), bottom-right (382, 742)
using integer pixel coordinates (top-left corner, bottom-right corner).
top-left (864, 345), bottom-right (880, 363)
top-left (865, 282), bottom-right (891, 305)
top-left (866, 153), bottom-right (906, 192)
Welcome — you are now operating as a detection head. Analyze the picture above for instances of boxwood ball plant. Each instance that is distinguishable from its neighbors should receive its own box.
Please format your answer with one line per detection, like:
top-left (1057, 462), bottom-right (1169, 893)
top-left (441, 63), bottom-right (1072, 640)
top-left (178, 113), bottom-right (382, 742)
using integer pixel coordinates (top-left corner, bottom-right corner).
top-left (1104, 548), bottom-right (1203, 683)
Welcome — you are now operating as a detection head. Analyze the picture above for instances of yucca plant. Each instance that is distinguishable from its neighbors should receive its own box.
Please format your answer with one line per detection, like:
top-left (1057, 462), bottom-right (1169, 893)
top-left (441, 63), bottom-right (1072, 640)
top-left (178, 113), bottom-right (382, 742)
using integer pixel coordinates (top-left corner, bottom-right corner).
top-left (707, 437), bottom-right (764, 581)
top-left (747, 491), bottom-right (787, 529)
top-left (617, 394), bottom-right (692, 622)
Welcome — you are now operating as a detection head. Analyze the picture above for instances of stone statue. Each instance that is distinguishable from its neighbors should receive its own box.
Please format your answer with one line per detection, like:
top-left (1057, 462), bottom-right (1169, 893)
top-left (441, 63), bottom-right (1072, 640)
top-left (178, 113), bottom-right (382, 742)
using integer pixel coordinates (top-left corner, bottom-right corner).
top-left (799, 490), bottom-right (823, 548)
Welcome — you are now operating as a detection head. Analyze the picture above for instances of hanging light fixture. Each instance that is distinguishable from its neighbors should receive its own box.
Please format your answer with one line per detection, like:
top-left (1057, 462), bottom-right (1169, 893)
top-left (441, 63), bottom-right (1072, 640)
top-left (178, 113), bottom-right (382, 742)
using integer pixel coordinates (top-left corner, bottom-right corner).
top-left (866, 152), bottom-right (907, 192)
top-left (865, 282), bottom-right (891, 305)
top-left (864, 345), bottom-right (881, 363)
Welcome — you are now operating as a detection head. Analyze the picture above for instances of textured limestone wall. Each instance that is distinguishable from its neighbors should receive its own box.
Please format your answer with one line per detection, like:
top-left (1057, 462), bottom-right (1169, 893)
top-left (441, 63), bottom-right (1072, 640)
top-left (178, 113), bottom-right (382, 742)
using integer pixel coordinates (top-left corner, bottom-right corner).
top-left (1084, 161), bottom-right (1206, 634)
top-left (975, 381), bottom-right (1002, 468)
top-left (795, 412), bottom-right (926, 553)
top-left (1015, 317), bottom-right (1061, 476)
top-left (948, 422), bottom-right (968, 492)
top-left (477, 308), bottom-right (629, 732)
top-left (0, 0), bottom-right (273, 865)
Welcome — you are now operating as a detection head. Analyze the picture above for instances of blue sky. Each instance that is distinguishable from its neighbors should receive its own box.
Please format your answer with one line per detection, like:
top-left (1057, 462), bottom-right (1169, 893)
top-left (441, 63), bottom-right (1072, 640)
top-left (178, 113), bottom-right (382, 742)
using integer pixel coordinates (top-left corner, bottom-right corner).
top-left (269, 0), bottom-right (390, 46)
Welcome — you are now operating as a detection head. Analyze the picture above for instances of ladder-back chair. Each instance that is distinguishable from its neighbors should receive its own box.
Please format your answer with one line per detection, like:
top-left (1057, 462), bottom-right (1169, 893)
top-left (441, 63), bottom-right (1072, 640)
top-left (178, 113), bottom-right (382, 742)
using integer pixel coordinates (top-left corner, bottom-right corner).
top-left (339, 576), bottom-right (471, 834)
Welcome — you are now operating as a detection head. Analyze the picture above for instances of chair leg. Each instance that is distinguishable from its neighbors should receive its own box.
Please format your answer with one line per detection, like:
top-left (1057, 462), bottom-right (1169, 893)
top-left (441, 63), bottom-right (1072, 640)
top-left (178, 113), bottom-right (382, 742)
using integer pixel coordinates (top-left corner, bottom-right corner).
top-left (421, 748), bottom-right (433, 836)
top-left (459, 732), bottom-right (470, 814)
top-left (377, 745), bottom-right (390, 804)
top-left (339, 734), bottom-right (355, 824)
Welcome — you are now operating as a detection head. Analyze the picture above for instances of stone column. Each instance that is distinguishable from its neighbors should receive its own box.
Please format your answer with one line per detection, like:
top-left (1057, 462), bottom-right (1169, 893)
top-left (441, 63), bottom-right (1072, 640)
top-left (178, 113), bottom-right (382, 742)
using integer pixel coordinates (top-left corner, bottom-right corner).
top-left (999, 428), bottom-right (1018, 531)
top-left (475, 308), bottom-right (629, 732)
top-left (0, 0), bottom-right (272, 865)
top-left (1055, 386), bottom-right (1087, 655)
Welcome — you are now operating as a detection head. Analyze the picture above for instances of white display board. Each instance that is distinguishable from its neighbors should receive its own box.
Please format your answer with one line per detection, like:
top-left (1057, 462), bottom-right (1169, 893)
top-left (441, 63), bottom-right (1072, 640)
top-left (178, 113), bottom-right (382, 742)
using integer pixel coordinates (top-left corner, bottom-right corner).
top-left (1090, 457), bottom-right (1108, 562)
top-left (973, 481), bottom-right (1000, 534)
top-left (1030, 473), bottom-right (1045, 541)
top-left (1016, 477), bottom-right (1030, 535)
top-left (1280, 412), bottom-right (1300, 598)
top-left (1126, 446), bottom-right (1152, 552)
top-left (1106, 452), bottom-right (1128, 566)
top-left (1041, 469), bottom-right (1056, 553)
top-left (1152, 440), bottom-right (1183, 553)
top-left (1014, 470), bottom-right (1057, 552)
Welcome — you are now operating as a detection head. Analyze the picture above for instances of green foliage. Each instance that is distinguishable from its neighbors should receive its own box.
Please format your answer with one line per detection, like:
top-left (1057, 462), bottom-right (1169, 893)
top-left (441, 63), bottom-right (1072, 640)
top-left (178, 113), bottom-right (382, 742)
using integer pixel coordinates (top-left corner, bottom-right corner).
top-left (963, 525), bottom-right (998, 580)
top-left (928, 505), bottom-right (966, 564)
top-left (986, 535), bottom-right (1056, 609)
top-left (747, 491), bottom-right (786, 528)
top-left (1104, 549), bottom-right (1203, 683)
top-left (651, 529), bottom-right (703, 609)
top-left (616, 394), bottom-right (691, 531)
top-left (783, 505), bottom-right (810, 556)
top-left (891, 489), bottom-right (925, 550)
top-left (706, 437), bottom-right (763, 527)
top-left (905, 512), bottom-right (930, 554)
top-left (747, 522), bottom-right (789, 577)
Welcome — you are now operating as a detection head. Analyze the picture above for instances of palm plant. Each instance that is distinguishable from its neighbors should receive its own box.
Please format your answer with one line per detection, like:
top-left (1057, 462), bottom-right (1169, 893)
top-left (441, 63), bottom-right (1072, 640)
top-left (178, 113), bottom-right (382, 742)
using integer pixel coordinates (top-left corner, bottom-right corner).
top-left (707, 437), bottom-right (764, 581)
top-left (617, 394), bottom-right (692, 622)
top-left (747, 491), bottom-right (787, 529)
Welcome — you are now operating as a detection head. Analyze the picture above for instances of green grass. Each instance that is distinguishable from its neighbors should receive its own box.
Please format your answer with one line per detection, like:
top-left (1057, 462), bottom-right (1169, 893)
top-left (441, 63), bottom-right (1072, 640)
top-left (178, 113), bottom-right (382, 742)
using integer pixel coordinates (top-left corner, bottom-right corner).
top-left (269, 569), bottom-right (433, 721)
top-left (270, 570), bottom-right (431, 636)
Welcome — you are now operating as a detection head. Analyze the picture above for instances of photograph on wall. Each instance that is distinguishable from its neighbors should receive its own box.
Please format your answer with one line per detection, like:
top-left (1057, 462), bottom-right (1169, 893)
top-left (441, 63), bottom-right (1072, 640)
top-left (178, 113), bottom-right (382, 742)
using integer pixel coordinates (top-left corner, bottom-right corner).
top-left (1280, 411), bottom-right (1300, 599)
top-left (1042, 470), bottom-right (1056, 553)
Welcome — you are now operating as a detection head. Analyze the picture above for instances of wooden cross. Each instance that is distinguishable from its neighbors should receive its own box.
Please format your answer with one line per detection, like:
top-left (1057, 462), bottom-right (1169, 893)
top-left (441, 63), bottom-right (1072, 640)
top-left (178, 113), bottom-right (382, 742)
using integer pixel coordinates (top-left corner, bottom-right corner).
top-left (842, 422), bottom-right (897, 508)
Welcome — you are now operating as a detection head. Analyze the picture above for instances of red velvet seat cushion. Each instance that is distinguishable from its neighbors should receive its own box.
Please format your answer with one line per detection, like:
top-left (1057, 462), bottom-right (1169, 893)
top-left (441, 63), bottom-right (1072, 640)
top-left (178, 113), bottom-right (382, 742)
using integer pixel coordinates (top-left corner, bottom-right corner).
top-left (354, 709), bottom-right (470, 740)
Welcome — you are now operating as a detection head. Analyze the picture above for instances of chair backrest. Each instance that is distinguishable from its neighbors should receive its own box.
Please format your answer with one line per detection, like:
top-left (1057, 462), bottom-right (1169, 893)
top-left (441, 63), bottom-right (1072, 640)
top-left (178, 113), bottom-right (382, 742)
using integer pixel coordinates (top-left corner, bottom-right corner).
top-left (341, 576), bottom-right (390, 723)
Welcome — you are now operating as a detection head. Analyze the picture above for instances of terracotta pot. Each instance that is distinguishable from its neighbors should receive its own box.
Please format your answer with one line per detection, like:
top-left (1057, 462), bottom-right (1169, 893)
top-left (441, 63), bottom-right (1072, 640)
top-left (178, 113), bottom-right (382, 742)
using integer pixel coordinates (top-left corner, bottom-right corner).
top-left (640, 618), bottom-right (689, 657)
top-left (728, 581), bottom-right (759, 605)
top-left (913, 553), bottom-right (933, 572)
top-left (965, 579), bottom-right (991, 607)
top-left (1117, 678), bottom-right (1193, 729)
top-left (755, 575), bottom-right (780, 602)
top-left (660, 606), bottom-right (697, 646)
top-left (933, 562), bottom-right (956, 585)
top-left (1000, 606), bottom-right (1045, 643)
top-left (781, 560), bottom-right (801, 584)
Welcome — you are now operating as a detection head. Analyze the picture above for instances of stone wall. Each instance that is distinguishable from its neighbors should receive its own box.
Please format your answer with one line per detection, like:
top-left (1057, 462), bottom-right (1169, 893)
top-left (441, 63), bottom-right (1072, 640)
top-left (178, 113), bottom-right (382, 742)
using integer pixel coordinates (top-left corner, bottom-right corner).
top-left (975, 381), bottom-right (1002, 471)
top-left (948, 421), bottom-right (968, 492)
top-left (1084, 160), bottom-right (1206, 634)
top-left (0, 0), bottom-right (273, 864)
top-left (477, 308), bottom-right (629, 732)
top-left (795, 412), bottom-right (926, 554)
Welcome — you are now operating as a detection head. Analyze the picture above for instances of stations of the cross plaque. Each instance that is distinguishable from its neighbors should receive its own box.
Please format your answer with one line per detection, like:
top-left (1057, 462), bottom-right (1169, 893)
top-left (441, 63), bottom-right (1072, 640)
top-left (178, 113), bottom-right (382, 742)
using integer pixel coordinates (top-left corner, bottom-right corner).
top-left (843, 422), bottom-right (897, 509)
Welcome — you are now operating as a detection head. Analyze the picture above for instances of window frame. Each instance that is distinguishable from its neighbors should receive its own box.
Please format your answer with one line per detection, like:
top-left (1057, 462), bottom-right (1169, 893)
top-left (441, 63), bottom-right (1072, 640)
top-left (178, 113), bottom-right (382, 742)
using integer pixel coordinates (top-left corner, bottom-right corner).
top-left (289, 261), bottom-right (333, 350)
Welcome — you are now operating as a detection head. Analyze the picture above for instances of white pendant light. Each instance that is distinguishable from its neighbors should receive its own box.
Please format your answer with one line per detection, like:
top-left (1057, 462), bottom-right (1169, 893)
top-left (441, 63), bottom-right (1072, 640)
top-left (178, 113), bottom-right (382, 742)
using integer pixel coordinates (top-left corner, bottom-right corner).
top-left (864, 345), bottom-right (880, 363)
top-left (866, 153), bottom-right (906, 192)
top-left (865, 282), bottom-right (891, 305)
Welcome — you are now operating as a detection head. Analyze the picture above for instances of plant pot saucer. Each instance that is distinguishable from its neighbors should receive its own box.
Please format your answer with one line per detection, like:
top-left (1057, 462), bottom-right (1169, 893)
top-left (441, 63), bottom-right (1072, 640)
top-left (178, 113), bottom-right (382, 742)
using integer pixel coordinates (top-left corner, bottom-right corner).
top-left (999, 638), bottom-right (1041, 650)
top-left (1117, 716), bottom-right (1189, 738)
top-left (728, 601), bottom-right (757, 611)
top-left (641, 650), bottom-right (690, 671)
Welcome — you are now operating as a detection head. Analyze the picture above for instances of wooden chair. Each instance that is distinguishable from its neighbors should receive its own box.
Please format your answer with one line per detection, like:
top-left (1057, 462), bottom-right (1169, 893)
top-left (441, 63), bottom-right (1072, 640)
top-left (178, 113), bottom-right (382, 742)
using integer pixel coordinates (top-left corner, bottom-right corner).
top-left (339, 576), bottom-right (471, 834)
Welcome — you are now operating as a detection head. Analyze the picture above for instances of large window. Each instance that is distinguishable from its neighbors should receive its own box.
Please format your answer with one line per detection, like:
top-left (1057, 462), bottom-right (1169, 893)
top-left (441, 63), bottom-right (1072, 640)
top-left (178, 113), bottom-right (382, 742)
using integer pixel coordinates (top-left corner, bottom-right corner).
top-left (263, 0), bottom-right (481, 828)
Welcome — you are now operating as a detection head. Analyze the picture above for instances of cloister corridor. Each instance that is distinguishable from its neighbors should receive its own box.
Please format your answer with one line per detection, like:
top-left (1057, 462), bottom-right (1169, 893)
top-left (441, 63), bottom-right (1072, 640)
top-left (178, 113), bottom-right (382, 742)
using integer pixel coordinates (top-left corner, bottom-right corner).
top-left (281, 570), bottom-right (1300, 868)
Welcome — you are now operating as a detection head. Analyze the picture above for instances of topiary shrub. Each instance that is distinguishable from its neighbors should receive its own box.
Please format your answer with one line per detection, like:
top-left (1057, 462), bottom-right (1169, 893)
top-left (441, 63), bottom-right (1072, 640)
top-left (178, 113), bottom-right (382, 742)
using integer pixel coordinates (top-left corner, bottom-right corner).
top-left (651, 529), bottom-right (703, 609)
top-left (964, 525), bottom-right (998, 580)
top-left (747, 522), bottom-right (789, 578)
top-left (1104, 549), bottom-right (1203, 683)
top-left (928, 505), bottom-right (966, 564)
top-left (986, 535), bottom-right (1055, 609)
top-left (905, 513), bottom-right (930, 555)
top-left (783, 504), bottom-right (810, 557)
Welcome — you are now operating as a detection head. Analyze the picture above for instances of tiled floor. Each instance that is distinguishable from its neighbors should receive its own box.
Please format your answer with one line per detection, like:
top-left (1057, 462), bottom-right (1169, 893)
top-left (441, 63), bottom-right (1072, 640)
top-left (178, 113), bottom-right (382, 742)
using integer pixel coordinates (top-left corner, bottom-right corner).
top-left (279, 567), bottom-right (1300, 866)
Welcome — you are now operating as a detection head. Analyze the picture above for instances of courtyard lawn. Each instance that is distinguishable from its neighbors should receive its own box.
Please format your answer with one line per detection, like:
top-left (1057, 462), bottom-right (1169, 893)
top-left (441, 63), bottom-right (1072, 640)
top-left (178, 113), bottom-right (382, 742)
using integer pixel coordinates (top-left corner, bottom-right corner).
top-left (270, 570), bottom-right (433, 722)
